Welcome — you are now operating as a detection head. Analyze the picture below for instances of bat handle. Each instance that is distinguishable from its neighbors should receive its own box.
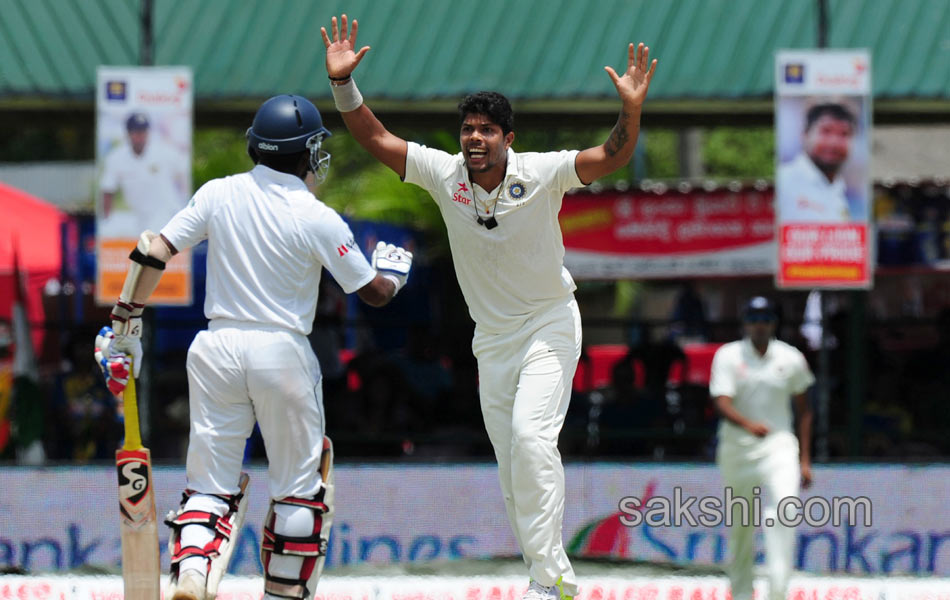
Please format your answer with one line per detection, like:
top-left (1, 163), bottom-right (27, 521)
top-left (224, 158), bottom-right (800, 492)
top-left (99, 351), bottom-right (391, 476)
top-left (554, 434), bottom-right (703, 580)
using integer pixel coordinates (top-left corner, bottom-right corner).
top-left (123, 372), bottom-right (144, 451)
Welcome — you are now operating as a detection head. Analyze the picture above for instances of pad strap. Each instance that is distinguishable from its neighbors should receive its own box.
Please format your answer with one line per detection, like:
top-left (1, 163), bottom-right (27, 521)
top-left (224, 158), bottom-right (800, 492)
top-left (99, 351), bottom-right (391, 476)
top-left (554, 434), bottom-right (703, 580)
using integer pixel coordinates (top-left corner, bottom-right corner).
top-left (263, 576), bottom-right (310, 599)
top-left (165, 489), bottom-right (246, 571)
top-left (261, 529), bottom-right (326, 557)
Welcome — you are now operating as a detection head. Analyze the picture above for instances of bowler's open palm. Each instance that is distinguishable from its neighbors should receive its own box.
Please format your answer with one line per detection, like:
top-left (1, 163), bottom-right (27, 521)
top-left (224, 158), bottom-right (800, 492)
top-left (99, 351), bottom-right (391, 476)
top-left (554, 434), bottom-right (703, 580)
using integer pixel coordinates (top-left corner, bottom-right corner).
top-left (321, 14), bottom-right (370, 80)
top-left (606, 43), bottom-right (658, 108)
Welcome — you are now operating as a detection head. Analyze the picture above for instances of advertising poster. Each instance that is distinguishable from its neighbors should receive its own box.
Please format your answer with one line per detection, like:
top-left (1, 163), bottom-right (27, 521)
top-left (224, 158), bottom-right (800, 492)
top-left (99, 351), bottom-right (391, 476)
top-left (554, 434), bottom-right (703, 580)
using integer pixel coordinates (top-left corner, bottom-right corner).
top-left (560, 189), bottom-right (775, 279)
top-left (2, 464), bottom-right (949, 577)
top-left (95, 66), bottom-right (193, 305)
top-left (774, 50), bottom-right (872, 288)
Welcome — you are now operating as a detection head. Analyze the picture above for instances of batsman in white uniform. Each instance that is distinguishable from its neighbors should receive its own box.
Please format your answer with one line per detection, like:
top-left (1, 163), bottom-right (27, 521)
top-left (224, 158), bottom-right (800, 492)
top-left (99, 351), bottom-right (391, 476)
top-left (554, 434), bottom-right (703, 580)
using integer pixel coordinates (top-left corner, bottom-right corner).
top-left (710, 297), bottom-right (815, 600)
top-left (321, 15), bottom-right (657, 600)
top-left (94, 94), bottom-right (413, 600)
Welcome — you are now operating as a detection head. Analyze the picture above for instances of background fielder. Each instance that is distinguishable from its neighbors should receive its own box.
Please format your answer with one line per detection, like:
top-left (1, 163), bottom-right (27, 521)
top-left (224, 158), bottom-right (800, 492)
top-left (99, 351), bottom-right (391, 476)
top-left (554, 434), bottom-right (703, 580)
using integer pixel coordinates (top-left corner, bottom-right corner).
top-left (95, 94), bottom-right (412, 600)
top-left (710, 296), bottom-right (815, 600)
top-left (322, 14), bottom-right (656, 600)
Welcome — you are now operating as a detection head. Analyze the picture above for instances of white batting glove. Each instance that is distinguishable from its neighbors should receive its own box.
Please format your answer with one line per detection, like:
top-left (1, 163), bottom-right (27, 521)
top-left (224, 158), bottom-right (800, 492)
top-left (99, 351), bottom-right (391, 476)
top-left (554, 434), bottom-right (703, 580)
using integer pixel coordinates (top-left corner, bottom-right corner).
top-left (94, 326), bottom-right (133, 395)
top-left (371, 241), bottom-right (413, 295)
top-left (109, 300), bottom-right (144, 377)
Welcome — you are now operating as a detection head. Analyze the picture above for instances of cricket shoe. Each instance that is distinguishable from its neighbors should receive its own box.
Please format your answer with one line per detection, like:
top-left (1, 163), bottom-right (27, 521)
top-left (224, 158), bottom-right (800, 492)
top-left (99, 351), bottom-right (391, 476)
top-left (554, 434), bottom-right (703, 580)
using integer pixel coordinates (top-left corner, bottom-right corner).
top-left (554, 576), bottom-right (574, 600)
top-left (172, 569), bottom-right (207, 600)
top-left (522, 581), bottom-right (559, 600)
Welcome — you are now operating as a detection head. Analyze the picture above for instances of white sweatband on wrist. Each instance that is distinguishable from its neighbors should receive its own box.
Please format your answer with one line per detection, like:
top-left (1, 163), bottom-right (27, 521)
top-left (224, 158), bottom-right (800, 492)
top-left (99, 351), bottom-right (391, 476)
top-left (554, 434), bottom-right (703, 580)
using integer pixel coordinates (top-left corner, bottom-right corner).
top-left (330, 78), bottom-right (364, 113)
top-left (381, 274), bottom-right (402, 294)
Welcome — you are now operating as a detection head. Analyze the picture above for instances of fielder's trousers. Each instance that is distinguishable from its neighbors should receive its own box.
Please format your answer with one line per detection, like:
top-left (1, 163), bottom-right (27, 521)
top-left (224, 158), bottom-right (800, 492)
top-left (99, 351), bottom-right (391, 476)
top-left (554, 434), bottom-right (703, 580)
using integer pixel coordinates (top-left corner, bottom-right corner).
top-left (717, 433), bottom-right (800, 600)
top-left (474, 296), bottom-right (582, 596)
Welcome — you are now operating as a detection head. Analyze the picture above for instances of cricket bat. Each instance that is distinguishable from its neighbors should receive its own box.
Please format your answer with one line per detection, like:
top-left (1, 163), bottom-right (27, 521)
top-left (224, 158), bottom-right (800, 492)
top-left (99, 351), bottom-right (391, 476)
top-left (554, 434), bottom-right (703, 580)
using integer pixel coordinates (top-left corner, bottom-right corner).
top-left (116, 373), bottom-right (161, 599)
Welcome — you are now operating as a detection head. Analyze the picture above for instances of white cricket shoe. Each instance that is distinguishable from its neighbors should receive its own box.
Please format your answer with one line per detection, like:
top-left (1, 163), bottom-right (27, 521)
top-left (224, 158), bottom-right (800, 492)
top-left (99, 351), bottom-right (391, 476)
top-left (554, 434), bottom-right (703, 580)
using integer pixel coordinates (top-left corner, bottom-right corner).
top-left (172, 569), bottom-right (207, 600)
top-left (522, 581), bottom-right (559, 600)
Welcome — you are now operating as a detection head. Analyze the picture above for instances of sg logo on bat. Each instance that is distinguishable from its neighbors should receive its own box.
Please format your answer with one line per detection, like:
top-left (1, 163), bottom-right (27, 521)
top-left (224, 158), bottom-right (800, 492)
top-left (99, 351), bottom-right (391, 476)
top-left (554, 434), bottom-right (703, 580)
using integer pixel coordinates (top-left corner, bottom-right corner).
top-left (117, 449), bottom-right (154, 528)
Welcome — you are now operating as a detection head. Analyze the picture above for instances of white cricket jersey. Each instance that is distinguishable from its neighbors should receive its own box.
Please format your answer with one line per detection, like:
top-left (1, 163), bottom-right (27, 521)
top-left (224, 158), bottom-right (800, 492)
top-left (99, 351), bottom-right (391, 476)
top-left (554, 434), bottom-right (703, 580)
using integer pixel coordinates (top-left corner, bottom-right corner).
top-left (710, 338), bottom-right (815, 448)
top-left (405, 142), bottom-right (581, 334)
top-left (160, 165), bottom-right (376, 335)
top-left (100, 140), bottom-right (187, 231)
top-left (776, 153), bottom-right (850, 223)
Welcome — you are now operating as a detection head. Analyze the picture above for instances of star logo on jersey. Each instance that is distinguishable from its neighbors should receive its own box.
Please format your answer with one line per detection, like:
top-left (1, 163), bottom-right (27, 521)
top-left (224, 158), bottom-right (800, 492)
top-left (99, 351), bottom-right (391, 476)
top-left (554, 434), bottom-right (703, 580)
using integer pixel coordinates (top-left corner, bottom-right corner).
top-left (452, 182), bottom-right (471, 205)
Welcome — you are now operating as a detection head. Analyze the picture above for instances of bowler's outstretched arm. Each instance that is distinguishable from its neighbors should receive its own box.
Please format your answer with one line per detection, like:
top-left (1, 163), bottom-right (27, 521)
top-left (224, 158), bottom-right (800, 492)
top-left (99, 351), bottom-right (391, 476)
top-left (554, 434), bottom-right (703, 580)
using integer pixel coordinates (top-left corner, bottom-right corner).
top-left (575, 43), bottom-right (658, 184)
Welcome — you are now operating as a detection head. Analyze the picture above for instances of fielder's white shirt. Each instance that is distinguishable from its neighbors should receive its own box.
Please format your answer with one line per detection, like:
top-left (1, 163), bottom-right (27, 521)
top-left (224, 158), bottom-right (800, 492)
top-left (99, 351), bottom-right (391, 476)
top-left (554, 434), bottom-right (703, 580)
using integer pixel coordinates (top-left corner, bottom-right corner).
top-left (710, 338), bottom-right (815, 449)
top-left (776, 153), bottom-right (850, 223)
top-left (161, 165), bottom-right (376, 335)
top-left (100, 140), bottom-right (187, 232)
top-left (405, 143), bottom-right (581, 334)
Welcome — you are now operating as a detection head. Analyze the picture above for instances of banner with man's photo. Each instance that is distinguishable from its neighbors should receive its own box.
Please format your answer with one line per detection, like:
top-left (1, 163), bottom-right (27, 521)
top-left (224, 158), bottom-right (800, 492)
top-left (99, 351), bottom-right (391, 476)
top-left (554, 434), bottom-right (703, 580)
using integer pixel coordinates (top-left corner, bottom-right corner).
top-left (774, 50), bottom-right (872, 289)
top-left (95, 66), bottom-right (193, 306)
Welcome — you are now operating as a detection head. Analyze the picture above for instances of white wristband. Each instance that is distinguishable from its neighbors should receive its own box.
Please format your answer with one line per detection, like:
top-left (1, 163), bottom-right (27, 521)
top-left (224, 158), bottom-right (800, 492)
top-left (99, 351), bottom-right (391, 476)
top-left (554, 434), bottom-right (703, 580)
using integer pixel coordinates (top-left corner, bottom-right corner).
top-left (381, 274), bottom-right (402, 294)
top-left (330, 77), bottom-right (363, 113)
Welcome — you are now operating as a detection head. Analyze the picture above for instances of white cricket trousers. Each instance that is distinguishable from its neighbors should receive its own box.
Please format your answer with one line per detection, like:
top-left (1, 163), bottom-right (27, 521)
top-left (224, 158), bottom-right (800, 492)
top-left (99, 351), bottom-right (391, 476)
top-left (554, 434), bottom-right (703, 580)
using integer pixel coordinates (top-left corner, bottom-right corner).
top-left (185, 319), bottom-right (325, 499)
top-left (474, 296), bottom-right (582, 596)
top-left (716, 434), bottom-right (800, 600)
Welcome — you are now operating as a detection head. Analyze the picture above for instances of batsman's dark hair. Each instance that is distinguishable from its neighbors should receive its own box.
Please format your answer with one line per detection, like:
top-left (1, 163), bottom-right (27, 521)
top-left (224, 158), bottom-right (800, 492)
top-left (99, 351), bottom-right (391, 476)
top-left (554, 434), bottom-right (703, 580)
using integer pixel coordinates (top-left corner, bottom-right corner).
top-left (458, 91), bottom-right (514, 135)
top-left (805, 103), bottom-right (856, 132)
top-left (248, 145), bottom-right (309, 176)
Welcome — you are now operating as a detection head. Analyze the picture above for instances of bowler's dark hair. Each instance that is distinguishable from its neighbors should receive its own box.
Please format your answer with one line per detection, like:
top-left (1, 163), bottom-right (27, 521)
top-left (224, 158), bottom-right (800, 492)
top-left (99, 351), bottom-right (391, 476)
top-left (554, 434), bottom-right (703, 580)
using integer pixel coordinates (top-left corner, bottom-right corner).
top-left (805, 103), bottom-right (856, 132)
top-left (458, 91), bottom-right (514, 135)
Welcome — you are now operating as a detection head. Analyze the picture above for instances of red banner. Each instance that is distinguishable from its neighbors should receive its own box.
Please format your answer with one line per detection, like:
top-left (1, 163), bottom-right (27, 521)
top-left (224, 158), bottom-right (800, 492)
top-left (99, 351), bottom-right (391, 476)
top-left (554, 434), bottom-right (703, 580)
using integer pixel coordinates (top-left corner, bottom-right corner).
top-left (560, 190), bottom-right (775, 279)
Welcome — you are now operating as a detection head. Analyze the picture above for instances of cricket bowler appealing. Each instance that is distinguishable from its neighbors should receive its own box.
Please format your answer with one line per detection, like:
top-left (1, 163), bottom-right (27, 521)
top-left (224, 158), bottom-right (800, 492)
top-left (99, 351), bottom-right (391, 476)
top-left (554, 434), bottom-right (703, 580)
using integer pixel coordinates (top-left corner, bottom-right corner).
top-left (322, 14), bottom-right (657, 600)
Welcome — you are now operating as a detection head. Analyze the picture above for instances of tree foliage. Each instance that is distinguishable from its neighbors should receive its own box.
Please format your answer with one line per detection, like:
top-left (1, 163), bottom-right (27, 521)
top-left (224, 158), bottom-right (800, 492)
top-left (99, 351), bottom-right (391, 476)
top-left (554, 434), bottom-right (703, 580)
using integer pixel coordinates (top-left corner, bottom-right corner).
top-left (703, 127), bottom-right (774, 179)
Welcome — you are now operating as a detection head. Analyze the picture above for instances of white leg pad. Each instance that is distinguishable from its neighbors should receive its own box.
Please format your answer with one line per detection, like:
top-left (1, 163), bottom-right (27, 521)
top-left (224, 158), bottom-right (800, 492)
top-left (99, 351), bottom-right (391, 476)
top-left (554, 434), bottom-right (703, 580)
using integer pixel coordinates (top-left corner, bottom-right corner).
top-left (207, 473), bottom-right (251, 597)
top-left (261, 438), bottom-right (334, 600)
top-left (165, 473), bottom-right (250, 600)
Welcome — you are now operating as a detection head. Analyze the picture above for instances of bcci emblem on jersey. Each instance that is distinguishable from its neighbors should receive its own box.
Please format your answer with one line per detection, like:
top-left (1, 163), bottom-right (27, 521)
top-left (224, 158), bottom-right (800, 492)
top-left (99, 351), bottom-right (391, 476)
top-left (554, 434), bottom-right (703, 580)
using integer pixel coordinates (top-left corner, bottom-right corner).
top-left (508, 182), bottom-right (526, 199)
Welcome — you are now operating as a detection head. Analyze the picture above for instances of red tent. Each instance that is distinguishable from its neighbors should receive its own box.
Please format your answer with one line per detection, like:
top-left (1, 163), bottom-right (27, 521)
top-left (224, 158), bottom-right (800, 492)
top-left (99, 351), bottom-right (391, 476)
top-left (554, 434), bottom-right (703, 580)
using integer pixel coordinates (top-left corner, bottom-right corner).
top-left (0, 181), bottom-right (66, 352)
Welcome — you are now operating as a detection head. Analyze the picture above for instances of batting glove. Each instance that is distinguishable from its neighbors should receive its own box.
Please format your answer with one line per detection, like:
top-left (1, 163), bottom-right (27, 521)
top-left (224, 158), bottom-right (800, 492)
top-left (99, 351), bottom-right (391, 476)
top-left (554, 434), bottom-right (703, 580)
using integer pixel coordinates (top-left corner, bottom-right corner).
top-left (94, 326), bottom-right (133, 395)
top-left (112, 318), bottom-right (143, 378)
top-left (371, 241), bottom-right (413, 295)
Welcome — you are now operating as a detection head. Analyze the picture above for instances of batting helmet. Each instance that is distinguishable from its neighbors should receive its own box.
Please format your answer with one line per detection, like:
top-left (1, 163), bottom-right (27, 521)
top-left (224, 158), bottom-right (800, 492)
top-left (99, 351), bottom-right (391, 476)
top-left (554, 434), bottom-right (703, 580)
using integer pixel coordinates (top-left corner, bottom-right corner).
top-left (247, 95), bottom-right (331, 153)
top-left (247, 95), bottom-right (332, 182)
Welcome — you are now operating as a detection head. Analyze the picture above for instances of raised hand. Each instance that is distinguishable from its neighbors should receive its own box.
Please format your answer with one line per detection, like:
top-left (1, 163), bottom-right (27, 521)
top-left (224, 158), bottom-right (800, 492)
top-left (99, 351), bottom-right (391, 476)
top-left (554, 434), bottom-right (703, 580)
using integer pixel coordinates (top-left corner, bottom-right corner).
top-left (605, 43), bottom-right (658, 108)
top-left (321, 14), bottom-right (371, 80)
